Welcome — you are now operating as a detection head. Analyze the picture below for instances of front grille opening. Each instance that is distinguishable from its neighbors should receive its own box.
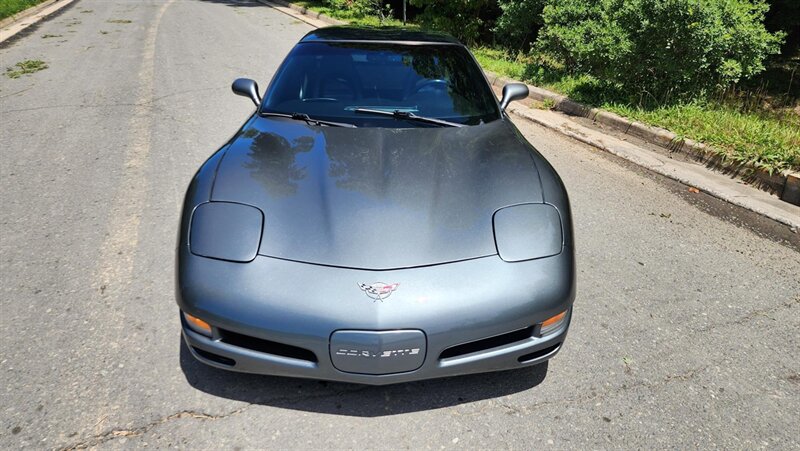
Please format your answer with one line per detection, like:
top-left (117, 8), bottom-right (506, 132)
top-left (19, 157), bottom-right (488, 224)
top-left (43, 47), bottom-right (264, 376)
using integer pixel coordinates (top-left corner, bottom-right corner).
top-left (517, 343), bottom-right (561, 363)
top-left (219, 329), bottom-right (318, 363)
top-left (440, 326), bottom-right (535, 359)
top-left (193, 347), bottom-right (236, 366)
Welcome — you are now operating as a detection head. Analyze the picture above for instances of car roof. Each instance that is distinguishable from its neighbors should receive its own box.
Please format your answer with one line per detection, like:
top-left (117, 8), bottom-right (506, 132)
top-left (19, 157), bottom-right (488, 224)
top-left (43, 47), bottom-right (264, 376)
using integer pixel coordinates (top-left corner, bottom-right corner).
top-left (300, 26), bottom-right (462, 45)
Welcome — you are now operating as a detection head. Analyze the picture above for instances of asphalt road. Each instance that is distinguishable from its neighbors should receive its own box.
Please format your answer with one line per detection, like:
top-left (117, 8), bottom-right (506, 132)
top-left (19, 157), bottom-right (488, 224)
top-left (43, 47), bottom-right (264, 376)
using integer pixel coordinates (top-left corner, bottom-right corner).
top-left (1, 0), bottom-right (799, 449)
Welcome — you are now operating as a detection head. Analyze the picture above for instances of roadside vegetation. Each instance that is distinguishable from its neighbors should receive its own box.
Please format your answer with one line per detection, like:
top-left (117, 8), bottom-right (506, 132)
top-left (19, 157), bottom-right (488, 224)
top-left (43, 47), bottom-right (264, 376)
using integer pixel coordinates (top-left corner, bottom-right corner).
top-left (294, 0), bottom-right (799, 173)
top-left (4, 59), bottom-right (48, 78)
top-left (473, 48), bottom-right (800, 173)
top-left (1, 0), bottom-right (47, 20)
top-left (294, 0), bottom-right (410, 26)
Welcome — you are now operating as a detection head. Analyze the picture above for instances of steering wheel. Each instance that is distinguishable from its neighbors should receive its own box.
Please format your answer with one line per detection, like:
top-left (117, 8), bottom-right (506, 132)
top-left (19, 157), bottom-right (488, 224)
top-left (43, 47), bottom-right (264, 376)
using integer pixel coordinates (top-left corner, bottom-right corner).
top-left (412, 79), bottom-right (449, 94)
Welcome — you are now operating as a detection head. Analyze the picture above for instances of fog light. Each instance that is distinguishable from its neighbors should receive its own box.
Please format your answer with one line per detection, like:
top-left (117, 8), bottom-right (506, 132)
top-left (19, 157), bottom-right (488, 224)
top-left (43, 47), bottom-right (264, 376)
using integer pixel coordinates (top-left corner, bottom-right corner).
top-left (183, 312), bottom-right (212, 337)
top-left (539, 310), bottom-right (568, 336)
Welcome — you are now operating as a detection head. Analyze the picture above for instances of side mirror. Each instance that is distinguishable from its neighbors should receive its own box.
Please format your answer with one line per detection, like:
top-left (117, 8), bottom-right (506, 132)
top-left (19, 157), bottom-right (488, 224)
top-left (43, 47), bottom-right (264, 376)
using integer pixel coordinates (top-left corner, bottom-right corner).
top-left (499, 83), bottom-right (529, 111)
top-left (232, 78), bottom-right (261, 106)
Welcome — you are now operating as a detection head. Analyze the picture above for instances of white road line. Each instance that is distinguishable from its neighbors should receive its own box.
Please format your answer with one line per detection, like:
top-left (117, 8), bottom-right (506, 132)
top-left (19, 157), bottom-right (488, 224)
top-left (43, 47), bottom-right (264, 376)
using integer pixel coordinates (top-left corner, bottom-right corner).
top-left (89, 0), bottom-right (175, 434)
top-left (93, 0), bottom-right (174, 299)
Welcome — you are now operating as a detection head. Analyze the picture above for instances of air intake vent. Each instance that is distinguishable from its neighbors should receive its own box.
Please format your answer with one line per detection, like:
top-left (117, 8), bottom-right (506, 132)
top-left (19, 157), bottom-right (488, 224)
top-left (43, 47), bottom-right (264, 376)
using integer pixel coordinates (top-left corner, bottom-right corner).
top-left (439, 326), bottom-right (534, 359)
top-left (517, 343), bottom-right (561, 363)
top-left (192, 347), bottom-right (236, 366)
top-left (219, 329), bottom-right (318, 363)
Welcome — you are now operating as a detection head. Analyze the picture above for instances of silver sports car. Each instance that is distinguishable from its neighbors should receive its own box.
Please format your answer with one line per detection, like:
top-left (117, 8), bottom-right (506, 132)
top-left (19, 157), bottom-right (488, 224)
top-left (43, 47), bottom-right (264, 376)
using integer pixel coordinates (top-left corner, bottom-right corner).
top-left (177, 26), bottom-right (575, 385)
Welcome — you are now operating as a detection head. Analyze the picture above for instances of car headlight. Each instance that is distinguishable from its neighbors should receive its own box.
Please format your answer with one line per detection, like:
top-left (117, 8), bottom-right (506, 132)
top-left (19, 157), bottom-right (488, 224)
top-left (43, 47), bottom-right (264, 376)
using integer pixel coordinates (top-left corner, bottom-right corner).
top-left (189, 201), bottom-right (264, 263)
top-left (493, 203), bottom-right (563, 262)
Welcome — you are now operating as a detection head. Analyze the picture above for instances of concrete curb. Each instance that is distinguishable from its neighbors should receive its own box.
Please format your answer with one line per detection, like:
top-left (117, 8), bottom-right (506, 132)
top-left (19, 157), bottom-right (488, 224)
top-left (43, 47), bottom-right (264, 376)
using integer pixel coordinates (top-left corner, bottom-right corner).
top-left (0, 0), bottom-right (59, 29)
top-left (0, 0), bottom-right (77, 43)
top-left (483, 70), bottom-right (795, 204)
top-left (254, 0), bottom-right (345, 26)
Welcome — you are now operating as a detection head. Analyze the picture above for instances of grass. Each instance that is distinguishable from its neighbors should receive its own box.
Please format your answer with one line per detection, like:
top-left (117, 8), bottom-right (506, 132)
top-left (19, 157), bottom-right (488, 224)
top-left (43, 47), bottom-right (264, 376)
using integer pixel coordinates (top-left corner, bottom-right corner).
top-left (473, 47), bottom-right (800, 173)
top-left (0, 0), bottom-right (46, 20)
top-left (292, 0), bottom-right (413, 27)
top-left (106, 19), bottom-right (132, 24)
top-left (539, 98), bottom-right (555, 110)
top-left (4, 59), bottom-right (48, 78)
top-left (472, 48), bottom-right (529, 80)
top-left (609, 103), bottom-right (800, 173)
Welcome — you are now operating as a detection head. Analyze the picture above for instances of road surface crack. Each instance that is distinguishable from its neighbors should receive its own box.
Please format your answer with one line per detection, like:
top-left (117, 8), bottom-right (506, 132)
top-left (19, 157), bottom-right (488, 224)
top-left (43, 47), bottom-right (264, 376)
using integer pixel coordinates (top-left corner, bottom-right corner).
top-left (60, 406), bottom-right (250, 450)
top-left (696, 296), bottom-right (798, 334)
top-left (58, 385), bottom-right (373, 449)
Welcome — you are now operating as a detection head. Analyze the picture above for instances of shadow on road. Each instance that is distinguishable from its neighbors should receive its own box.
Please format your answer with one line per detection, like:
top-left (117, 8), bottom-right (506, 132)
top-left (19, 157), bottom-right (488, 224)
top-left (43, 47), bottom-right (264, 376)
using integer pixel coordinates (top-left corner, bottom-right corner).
top-left (196, 0), bottom-right (272, 7)
top-left (179, 336), bottom-right (548, 417)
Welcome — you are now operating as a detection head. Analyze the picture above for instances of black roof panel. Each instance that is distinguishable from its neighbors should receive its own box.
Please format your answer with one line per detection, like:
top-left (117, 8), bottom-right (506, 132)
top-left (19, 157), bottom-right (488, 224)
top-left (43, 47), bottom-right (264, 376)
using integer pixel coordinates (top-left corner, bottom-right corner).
top-left (300, 26), bottom-right (461, 45)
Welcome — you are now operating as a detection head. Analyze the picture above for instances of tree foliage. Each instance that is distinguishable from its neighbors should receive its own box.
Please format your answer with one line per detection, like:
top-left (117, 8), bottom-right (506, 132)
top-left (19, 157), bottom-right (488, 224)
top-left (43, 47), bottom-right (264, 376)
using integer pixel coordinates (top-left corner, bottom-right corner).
top-left (408, 0), bottom-right (498, 44)
top-left (764, 0), bottom-right (799, 55)
top-left (324, 0), bottom-right (393, 24)
top-left (493, 0), bottom-right (545, 51)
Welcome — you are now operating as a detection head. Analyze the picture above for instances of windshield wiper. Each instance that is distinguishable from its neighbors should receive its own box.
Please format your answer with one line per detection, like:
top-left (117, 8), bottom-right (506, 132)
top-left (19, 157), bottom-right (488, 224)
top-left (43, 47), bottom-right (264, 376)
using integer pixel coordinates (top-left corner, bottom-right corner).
top-left (260, 112), bottom-right (357, 128)
top-left (353, 108), bottom-right (464, 127)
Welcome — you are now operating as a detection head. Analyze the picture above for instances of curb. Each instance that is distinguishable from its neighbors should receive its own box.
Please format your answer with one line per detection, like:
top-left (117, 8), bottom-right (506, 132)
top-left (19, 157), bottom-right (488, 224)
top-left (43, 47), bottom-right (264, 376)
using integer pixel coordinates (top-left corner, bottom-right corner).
top-left (0, 0), bottom-right (77, 43)
top-left (784, 172), bottom-right (800, 205)
top-left (254, 0), bottom-right (345, 26)
top-left (483, 70), bottom-right (795, 205)
top-left (0, 0), bottom-right (59, 29)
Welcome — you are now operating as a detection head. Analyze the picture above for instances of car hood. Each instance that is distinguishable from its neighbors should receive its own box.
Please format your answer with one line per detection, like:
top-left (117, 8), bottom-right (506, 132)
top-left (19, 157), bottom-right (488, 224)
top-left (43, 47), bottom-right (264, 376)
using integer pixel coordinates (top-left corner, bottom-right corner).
top-left (211, 117), bottom-right (543, 270)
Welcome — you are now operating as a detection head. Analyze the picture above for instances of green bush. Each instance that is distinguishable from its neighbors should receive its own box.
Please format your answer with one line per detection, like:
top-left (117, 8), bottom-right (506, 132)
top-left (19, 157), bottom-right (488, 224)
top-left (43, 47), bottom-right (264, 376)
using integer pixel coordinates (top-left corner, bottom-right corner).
top-left (536, 0), bottom-right (785, 99)
top-left (536, 1), bottom-right (627, 77)
top-left (494, 0), bottom-right (545, 51)
top-left (409, 0), bottom-right (497, 44)
top-left (323, 0), bottom-right (393, 23)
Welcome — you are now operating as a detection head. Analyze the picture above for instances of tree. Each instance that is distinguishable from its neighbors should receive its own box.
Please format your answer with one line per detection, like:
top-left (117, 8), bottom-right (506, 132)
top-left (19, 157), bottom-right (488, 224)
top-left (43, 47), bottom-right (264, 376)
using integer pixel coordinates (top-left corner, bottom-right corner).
top-left (494, 0), bottom-right (546, 51)
top-left (408, 0), bottom-right (499, 44)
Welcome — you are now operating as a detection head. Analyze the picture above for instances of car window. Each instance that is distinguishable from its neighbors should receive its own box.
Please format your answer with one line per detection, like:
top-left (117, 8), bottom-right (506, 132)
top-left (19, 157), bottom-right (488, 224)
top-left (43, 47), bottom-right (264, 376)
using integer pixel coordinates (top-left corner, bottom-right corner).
top-left (262, 42), bottom-right (501, 127)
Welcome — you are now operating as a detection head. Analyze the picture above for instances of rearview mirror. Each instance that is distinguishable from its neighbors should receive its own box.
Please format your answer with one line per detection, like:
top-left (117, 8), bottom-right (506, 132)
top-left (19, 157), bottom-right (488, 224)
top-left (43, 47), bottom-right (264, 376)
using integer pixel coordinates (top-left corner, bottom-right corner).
top-left (499, 83), bottom-right (529, 111)
top-left (232, 78), bottom-right (261, 106)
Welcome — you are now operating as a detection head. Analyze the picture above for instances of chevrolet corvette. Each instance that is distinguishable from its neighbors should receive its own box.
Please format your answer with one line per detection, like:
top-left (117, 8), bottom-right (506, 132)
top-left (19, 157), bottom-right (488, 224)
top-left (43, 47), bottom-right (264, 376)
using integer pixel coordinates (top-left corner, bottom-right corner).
top-left (176, 26), bottom-right (575, 385)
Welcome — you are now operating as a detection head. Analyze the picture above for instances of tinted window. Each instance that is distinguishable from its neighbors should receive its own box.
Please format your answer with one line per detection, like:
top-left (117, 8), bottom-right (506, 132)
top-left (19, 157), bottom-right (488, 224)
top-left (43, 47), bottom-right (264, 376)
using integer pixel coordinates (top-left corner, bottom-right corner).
top-left (262, 42), bottom-right (501, 127)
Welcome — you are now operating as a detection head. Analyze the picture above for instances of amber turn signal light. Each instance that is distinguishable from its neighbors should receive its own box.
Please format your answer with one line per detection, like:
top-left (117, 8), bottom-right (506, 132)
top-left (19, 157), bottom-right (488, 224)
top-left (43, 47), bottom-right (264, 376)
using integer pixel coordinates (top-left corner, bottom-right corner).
top-left (539, 310), bottom-right (568, 336)
top-left (183, 312), bottom-right (212, 336)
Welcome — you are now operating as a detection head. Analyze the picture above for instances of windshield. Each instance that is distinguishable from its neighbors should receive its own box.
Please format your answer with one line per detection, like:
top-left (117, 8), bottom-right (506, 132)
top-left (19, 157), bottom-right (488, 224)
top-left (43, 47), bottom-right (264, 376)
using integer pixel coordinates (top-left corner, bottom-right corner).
top-left (261, 42), bottom-right (501, 127)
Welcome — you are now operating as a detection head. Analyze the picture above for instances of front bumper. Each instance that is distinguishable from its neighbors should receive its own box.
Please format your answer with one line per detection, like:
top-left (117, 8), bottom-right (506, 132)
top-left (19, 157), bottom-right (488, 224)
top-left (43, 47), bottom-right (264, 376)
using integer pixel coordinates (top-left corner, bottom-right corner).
top-left (181, 311), bottom-right (569, 385)
top-left (177, 250), bottom-right (575, 385)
